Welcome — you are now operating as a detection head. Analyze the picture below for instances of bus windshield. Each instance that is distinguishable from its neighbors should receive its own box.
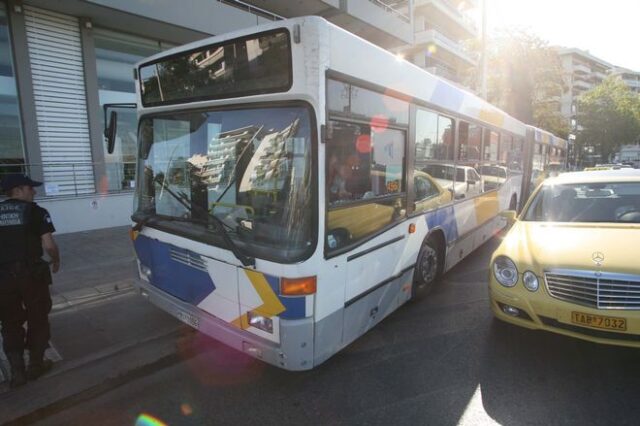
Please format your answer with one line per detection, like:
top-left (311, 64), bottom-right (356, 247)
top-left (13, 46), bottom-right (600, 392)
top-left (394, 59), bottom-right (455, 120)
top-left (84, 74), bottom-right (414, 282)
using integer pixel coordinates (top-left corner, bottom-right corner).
top-left (134, 105), bottom-right (315, 262)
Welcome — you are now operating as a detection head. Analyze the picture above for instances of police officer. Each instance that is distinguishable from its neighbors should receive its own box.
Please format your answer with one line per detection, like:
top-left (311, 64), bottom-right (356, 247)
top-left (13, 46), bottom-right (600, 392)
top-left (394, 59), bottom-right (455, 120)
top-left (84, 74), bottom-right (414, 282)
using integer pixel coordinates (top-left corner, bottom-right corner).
top-left (0, 173), bottom-right (60, 388)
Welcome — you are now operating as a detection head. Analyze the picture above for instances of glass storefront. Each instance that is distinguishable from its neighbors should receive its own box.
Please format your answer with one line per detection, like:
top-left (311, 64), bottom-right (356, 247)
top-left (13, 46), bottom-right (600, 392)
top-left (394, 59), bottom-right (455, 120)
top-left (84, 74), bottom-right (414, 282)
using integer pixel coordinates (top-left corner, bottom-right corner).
top-left (94, 28), bottom-right (173, 191)
top-left (0, 3), bottom-right (26, 179)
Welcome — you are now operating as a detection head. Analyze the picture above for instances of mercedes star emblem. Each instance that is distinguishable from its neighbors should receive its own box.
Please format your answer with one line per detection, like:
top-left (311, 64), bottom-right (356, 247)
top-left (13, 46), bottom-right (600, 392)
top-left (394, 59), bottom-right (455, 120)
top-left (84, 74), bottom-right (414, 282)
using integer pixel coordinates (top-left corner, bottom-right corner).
top-left (592, 252), bottom-right (605, 265)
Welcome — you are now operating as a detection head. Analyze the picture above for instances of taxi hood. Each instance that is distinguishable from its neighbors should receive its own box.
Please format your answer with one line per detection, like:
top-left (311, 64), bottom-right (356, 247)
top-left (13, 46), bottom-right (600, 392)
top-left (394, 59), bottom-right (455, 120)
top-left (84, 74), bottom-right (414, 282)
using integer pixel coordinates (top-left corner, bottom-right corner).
top-left (497, 221), bottom-right (640, 275)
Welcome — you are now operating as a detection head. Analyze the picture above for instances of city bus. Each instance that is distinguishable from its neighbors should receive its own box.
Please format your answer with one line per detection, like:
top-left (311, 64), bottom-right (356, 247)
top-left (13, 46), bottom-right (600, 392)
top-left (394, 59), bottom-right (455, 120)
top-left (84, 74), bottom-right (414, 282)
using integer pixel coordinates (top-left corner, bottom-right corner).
top-left (521, 125), bottom-right (568, 199)
top-left (106, 16), bottom-right (555, 370)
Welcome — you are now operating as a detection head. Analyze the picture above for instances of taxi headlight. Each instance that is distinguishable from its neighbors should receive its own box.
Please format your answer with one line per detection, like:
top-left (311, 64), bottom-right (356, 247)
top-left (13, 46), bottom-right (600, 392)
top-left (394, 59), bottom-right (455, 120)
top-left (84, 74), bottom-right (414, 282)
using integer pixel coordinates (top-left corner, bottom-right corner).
top-left (493, 256), bottom-right (518, 287)
top-left (523, 271), bottom-right (539, 292)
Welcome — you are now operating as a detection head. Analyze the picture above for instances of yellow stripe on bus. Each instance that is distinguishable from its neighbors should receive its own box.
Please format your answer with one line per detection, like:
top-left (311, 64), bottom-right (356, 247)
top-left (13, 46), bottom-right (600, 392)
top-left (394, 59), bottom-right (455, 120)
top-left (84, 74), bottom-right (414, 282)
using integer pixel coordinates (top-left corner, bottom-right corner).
top-left (232, 270), bottom-right (286, 329)
top-left (478, 109), bottom-right (505, 127)
top-left (473, 191), bottom-right (500, 225)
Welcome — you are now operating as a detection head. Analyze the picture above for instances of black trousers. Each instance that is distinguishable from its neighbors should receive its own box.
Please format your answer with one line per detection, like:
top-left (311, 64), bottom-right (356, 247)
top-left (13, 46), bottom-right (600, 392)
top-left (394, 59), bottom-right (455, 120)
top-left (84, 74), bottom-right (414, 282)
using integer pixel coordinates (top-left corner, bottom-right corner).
top-left (0, 261), bottom-right (52, 356)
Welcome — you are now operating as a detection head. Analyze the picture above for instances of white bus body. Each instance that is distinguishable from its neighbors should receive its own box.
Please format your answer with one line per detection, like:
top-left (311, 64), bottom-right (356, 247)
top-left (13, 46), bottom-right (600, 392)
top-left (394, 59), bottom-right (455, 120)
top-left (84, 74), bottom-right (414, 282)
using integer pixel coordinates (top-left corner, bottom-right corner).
top-left (128, 17), bottom-right (532, 370)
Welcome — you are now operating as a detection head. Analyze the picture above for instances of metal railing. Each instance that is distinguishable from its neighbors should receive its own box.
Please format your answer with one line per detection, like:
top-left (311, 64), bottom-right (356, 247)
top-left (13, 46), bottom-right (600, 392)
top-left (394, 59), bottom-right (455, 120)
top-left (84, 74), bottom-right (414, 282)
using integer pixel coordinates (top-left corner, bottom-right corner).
top-left (0, 162), bottom-right (136, 198)
top-left (368, 0), bottom-right (412, 23)
top-left (217, 0), bottom-right (283, 22)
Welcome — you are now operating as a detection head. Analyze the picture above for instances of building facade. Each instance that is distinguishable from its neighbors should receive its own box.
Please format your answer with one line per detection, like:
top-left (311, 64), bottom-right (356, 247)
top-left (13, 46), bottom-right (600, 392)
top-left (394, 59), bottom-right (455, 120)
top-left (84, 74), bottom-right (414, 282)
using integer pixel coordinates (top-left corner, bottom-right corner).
top-left (0, 0), bottom-right (417, 233)
top-left (610, 67), bottom-right (640, 94)
top-left (394, 0), bottom-right (478, 84)
top-left (556, 48), bottom-right (612, 132)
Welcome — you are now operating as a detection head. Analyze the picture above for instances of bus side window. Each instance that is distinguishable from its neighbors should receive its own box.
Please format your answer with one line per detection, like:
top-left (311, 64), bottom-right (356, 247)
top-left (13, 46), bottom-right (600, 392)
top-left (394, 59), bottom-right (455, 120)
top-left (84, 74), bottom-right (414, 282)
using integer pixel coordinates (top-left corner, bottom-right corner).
top-left (326, 119), bottom-right (406, 250)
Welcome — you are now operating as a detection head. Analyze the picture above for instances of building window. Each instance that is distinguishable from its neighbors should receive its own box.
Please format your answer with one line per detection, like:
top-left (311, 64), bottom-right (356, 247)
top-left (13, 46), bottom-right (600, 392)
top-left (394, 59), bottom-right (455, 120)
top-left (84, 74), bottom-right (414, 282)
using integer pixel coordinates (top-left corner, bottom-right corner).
top-left (94, 28), bottom-right (173, 191)
top-left (0, 3), bottom-right (26, 178)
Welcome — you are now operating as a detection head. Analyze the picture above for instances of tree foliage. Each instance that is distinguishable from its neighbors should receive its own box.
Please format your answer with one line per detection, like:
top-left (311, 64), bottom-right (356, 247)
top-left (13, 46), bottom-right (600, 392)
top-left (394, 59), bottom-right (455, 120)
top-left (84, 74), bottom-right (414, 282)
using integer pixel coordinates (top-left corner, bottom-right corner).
top-left (464, 30), bottom-right (569, 138)
top-left (577, 76), bottom-right (640, 161)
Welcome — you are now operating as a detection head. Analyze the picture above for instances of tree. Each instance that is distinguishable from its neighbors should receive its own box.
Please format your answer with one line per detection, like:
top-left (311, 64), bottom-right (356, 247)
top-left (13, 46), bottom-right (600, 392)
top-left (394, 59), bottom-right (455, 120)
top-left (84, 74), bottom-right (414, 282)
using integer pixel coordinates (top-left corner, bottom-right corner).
top-left (577, 76), bottom-right (640, 162)
top-left (464, 30), bottom-right (569, 138)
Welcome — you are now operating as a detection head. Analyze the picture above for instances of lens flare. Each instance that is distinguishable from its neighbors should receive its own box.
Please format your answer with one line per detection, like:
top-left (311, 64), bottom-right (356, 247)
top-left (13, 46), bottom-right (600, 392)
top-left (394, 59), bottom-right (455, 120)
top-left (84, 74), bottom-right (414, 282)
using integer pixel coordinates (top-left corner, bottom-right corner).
top-left (179, 332), bottom-right (265, 386)
top-left (181, 403), bottom-right (193, 416)
top-left (370, 115), bottom-right (389, 133)
top-left (135, 413), bottom-right (167, 426)
top-left (356, 134), bottom-right (372, 153)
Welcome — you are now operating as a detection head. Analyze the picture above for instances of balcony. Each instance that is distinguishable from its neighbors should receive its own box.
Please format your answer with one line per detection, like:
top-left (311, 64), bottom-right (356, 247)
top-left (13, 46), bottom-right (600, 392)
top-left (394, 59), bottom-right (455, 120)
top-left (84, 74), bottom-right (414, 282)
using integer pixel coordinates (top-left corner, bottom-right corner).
top-left (425, 64), bottom-right (458, 82)
top-left (592, 71), bottom-right (607, 81)
top-left (450, 0), bottom-right (478, 8)
top-left (414, 29), bottom-right (476, 65)
top-left (368, 0), bottom-right (411, 23)
top-left (237, 0), bottom-right (413, 48)
top-left (624, 78), bottom-right (640, 88)
top-left (572, 63), bottom-right (590, 75)
top-left (573, 79), bottom-right (592, 90)
top-left (414, 0), bottom-right (478, 39)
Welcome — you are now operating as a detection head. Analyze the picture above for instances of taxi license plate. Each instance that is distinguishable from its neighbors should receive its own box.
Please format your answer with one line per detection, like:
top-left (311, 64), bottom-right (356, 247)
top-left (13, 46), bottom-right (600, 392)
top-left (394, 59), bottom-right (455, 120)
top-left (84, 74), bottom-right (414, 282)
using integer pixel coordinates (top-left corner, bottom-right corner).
top-left (571, 311), bottom-right (626, 331)
top-left (176, 310), bottom-right (200, 329)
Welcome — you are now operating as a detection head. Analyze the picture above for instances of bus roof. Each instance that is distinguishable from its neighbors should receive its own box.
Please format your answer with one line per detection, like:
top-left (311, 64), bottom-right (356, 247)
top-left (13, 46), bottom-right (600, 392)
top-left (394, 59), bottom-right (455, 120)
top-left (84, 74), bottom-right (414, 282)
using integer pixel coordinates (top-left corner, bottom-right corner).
top-left (136, 16), bottom-right (528, 136)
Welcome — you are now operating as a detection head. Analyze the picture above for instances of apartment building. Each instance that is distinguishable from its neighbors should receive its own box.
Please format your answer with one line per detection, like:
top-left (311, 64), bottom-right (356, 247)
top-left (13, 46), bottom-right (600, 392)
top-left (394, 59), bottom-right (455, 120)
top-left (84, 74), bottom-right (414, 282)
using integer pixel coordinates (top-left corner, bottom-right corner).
top-left (0, 0), bottom-right (414, 233)
top-left (556, 48), bottom-right (613, 132)
top-left (394, 0), bottom-right (478, 84)
top-left (610, 67), bottom-right (640, 94)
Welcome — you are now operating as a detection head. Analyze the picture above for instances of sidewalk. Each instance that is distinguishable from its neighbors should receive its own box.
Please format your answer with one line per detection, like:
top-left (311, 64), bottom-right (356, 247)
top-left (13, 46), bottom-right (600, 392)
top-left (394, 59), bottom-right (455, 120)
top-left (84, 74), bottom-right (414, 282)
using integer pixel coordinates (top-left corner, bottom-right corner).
top-left (0, 226), bottom-right (188, 424)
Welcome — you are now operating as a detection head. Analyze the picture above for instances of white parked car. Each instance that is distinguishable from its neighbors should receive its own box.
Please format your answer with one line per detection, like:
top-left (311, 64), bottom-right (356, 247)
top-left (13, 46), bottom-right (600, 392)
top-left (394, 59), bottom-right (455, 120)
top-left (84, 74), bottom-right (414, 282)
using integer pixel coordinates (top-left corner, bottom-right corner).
top-left (422, 163), bottom-right (483, 199)
top-left (479, 164), bottom-right (508, 191)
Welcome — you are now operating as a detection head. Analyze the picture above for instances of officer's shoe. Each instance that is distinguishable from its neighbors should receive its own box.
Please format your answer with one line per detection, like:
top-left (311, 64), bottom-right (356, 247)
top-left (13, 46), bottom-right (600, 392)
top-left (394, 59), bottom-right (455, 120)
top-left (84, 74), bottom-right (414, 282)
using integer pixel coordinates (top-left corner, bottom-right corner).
top-left (7, 353), bottom-right (27, 388)
top-left (27, 358), bottom-right (53, 381)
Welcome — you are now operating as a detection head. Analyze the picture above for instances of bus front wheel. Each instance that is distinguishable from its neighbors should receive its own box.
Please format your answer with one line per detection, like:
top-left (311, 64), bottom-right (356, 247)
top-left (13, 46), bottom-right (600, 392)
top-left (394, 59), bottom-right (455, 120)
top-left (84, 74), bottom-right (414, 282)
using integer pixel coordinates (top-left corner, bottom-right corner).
top-left (412, 237), bottom-right (441, 299)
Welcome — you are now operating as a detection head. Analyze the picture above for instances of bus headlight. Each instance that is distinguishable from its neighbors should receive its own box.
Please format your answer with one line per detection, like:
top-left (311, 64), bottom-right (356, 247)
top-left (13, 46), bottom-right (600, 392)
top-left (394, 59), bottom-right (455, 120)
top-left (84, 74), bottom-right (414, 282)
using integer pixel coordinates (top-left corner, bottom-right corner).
top-left (247, 311), bottom-right (273, 334)
top-left (493, 256), bottom-right (518, 287)
top-left (523, 271), bottom-right (539, 292)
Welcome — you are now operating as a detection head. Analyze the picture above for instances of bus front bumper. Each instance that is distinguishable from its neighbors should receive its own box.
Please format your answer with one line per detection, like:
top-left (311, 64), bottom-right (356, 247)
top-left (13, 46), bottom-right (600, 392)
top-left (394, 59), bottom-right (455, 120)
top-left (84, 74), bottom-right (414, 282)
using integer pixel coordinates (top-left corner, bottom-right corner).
top-left (134, 278), bottom-right (316, 371)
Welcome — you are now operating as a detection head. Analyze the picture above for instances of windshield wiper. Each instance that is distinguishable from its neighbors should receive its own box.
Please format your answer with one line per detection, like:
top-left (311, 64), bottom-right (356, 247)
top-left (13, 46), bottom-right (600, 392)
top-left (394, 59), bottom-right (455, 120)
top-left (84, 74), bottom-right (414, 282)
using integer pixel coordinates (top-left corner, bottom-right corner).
top-left (153, 175), bottom-right (255, 267)
top-left (212, 125), bottom-right (263, 207)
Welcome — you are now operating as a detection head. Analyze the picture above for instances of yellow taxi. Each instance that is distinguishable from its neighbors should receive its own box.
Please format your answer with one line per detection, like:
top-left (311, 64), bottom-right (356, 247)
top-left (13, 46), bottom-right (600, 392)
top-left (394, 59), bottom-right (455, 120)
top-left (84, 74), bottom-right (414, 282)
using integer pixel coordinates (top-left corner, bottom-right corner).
top-left (489, 169), bottom-right (640, 347)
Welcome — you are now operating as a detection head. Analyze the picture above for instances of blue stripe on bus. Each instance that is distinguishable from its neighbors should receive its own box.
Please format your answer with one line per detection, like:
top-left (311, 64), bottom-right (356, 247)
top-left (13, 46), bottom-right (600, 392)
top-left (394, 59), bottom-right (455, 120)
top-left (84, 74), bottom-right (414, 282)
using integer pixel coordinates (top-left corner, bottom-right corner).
top-left (430, 81), bottom-right (465, 112)
top-left (278, 296), bottom-right (307, 319)
top-left (263, 273), bottom-right (280, 294)
top-left (425, 205), bottom-right (458, 244)
top-left (133, 235), bottom-right (215, 305)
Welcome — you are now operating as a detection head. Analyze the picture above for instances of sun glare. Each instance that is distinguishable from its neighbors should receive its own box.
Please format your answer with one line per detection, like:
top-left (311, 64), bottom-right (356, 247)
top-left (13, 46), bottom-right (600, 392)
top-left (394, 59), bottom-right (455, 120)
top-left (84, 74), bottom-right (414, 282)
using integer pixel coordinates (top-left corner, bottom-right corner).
top-left (485, 0), bottom-right (640, 71)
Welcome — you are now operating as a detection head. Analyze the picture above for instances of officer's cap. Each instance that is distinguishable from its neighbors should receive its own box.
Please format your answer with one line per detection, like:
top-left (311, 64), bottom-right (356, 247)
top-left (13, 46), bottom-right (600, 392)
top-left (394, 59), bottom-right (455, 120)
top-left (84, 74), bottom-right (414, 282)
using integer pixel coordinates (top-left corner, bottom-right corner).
top-left (1, 173), bottom-right (43, 192)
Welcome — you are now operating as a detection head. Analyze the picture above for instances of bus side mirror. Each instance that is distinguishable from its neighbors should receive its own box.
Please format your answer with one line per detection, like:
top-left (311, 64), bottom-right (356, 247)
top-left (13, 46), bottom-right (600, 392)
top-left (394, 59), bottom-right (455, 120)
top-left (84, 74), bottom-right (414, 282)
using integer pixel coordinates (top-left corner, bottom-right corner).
top-left (500, 210), bottom-right (517, 225)
top-left (105, 110), bottom-right (118, 154)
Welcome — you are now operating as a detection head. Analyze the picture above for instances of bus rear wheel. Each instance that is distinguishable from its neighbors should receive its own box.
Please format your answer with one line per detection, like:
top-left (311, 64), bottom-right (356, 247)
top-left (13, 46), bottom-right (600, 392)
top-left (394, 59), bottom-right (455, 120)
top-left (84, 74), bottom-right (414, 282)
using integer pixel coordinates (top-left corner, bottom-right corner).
top-left (412, 237), bottom-right (441, 299)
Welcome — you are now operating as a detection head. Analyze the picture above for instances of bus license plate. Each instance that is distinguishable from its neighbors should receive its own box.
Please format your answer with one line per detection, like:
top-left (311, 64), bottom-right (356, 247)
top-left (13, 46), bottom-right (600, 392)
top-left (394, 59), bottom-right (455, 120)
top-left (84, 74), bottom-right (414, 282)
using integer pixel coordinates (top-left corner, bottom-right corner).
top-left (571, 311), bottom-right (626, 331)
top-left (176, 310), bottom-right (200, 329)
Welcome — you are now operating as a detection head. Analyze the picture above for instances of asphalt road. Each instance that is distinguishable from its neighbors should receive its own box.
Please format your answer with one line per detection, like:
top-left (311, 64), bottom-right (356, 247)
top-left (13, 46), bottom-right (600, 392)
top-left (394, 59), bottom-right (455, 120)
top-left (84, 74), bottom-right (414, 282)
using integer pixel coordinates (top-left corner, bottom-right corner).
top-left (37, 237), bottom-right (640, 426)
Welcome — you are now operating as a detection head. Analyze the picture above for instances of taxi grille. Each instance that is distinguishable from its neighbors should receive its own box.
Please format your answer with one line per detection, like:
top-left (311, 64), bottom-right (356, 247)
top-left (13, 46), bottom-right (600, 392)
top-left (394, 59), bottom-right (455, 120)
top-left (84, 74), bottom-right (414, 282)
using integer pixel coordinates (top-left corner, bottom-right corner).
top-left (544, 270), bottom-right (640, 310)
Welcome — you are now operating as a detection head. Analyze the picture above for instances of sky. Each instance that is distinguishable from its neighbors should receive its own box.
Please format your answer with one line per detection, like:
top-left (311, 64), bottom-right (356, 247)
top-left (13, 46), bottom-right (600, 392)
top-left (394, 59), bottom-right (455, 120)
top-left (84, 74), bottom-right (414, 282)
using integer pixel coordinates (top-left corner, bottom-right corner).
top-left (480, 0), bottom-right (640, 71)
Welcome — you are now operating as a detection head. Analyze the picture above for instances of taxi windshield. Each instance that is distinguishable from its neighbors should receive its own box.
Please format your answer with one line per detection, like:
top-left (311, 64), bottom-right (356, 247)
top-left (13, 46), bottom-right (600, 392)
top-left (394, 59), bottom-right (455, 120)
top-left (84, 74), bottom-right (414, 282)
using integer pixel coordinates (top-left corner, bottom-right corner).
top-left (523, 182), bottom-right (640, 223)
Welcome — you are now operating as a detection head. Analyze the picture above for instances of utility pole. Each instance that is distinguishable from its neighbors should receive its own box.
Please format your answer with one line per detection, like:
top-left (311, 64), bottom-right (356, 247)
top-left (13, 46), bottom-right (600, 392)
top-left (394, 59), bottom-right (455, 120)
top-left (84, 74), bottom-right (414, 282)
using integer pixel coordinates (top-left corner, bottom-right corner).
top-left (480, 0), bottom-right (488, 99)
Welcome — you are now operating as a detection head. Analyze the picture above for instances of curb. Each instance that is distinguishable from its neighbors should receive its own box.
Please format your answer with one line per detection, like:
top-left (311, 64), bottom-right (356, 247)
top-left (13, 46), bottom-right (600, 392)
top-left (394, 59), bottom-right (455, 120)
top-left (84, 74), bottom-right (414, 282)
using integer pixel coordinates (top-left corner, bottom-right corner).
top-left (0, 284), bottom-right (138, 387)
top-left (1, 324), bottom-right (193, 425)
top-left (51, 279), bottom-right (136, 312)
